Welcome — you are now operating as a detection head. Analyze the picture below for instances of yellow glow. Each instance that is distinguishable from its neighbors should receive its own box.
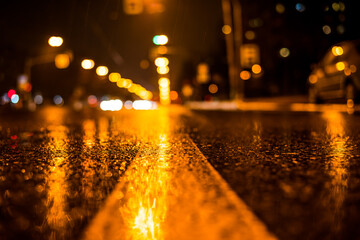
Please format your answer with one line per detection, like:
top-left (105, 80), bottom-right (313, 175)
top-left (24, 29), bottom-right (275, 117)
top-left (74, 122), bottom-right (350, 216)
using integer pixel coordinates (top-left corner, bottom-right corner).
top-left (156, 35), bottom-right (168, 45)
top-left (344, 68), bottom-right (352, 76)
top-left (117, 78), bottom-right (133, 88)
top-left (240, 70), bottom-right (251, 80)
top-left (251, 64), bottom-right (262, 74)
top-left (332, 46), bottom-right (343, 56)
top-left (347, 99), bottom-right (354, 108)
top-left (96, 66), bottom-right (109, 76)
top-left (158, 78), bottom-right (170, 88)
top-left (208, 84), bottom-right (218, 94)
top-left (182, 84), bottom-right (193, 97)
top-left (155, 57), bottom-right (169, 67)
top-left (128, 84), bottom-right (139, 93)
top-left (109, 72), bottom-right (121, 82)
top-left (309, 75), bottom-right (318, 84)
top-left (222, 25), bottom-right (232, 35)
top-left (81, 59), bottom-right (95, 70)
top-left (48, 36), bottom-right (63, 47)
top-left (336, 61), bottom-right (345, 71)
top-left (157, 66), bottom-right (170, 74)
top-left (55, 54), bottom-right (70, 69)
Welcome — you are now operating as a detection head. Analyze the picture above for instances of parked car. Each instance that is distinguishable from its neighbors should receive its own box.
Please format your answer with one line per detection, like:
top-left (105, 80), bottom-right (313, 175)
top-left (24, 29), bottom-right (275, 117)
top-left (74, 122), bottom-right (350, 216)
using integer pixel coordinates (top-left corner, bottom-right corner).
top-left (308, 40), bottom-right (360, 103)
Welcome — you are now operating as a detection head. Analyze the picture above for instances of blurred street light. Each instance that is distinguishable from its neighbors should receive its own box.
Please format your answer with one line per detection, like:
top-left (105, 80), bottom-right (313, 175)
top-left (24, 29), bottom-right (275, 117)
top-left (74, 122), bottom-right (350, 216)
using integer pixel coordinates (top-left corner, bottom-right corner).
top-left (81, 59), bottom-right (95, 69)
top-left (155, 57), bottom-right (169, 67)
top-left (153, 35), bottom-right (168, 45)
top-left (96, 66), bottom-right (109, 76)
top-left (55, 53), bottom-right (70, 69)
top-left (48, 36), bottom-right (63, 47)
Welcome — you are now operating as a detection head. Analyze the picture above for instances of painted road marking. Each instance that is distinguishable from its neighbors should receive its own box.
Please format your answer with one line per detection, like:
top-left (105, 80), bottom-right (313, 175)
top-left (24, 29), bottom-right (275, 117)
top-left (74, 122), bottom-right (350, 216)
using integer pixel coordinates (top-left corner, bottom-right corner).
top-left (82, 134), bottom-right (278, 240)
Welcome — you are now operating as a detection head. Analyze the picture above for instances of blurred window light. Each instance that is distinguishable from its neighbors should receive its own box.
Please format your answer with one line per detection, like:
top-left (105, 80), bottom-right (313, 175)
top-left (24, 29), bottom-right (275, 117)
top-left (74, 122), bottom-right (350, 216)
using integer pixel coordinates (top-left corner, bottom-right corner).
top-left (275, 3), bottom-right (285, 14)
top-left (208, 84), bottom-right (219, 94)
top-left (8, 89), bottom-right (16, 99)
top-left (332, 46), bottom-right (343, 56)
top-left (53, 95), bottom-right (64, 105)
top-left (295, 3), bottom-right (306, 12)
top-left (34, 94), bottom-right (43, 105)
top-left (322, 25), bottom-right (331, 35)
top-left (222, 25), bottom-right (232, 35)
top-left (336, 61), bottom-right (345, 71)
top-left (240, 70), bottom-right (251, 80)
top-left (133, 100), bottom-right (156, 110)
top-left (81, 59), bottom-right (95, 70)
top-left (251, 64), bottom-right (262, 74)
top-left (109, 72), bottom-right (121, 82)
top-left (100, 100), bottom-right (123, 111)
top-left (245, 31), bottom-right (256, 40)
top-left (153, 35), bottom-right (168, 45)
top-left (55, 54), bottom-right (70, 69)
top-left (157, 66), bottom-right (170, 74)
top-left (279, 48), bottom-right (290, 58)
top-left (96, 66), bottom-right (109, 76)
top-left (155, 57), bottom-right (169, 67)
top-left (10, 94), bottom-right (19, 104)
top-left (48, 36), bottom-right (63, 47)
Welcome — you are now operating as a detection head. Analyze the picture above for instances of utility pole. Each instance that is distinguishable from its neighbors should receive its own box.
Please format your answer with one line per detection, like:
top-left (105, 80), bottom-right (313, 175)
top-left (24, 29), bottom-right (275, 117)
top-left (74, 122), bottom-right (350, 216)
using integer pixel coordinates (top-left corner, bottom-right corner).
top-left (221, 0), bottom-right (243, 101)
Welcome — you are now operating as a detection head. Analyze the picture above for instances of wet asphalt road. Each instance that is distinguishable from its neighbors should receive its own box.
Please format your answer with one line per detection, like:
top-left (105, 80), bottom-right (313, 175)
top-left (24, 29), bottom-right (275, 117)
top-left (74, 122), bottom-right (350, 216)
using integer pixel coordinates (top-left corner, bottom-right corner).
top-left (1, 106), bottom-right (360, 240)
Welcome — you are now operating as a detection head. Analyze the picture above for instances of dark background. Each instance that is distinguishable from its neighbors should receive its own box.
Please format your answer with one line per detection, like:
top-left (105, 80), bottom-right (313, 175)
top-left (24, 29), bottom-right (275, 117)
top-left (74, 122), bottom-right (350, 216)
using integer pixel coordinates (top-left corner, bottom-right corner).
top-left (0, 0), bottom-right (359, 101)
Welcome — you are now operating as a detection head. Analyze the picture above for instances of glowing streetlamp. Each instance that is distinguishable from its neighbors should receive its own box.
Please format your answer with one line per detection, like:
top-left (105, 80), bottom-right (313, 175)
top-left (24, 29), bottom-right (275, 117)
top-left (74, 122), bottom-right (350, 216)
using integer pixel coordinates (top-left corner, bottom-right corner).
top-left (48, 36), bottom-right (63, 47)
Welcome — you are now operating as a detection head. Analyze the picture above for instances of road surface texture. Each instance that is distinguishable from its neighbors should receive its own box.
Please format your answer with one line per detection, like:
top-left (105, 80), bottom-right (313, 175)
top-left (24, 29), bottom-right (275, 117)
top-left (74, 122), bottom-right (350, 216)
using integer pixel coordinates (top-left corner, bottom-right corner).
top-left (1, 105), bottom-right (360, 240)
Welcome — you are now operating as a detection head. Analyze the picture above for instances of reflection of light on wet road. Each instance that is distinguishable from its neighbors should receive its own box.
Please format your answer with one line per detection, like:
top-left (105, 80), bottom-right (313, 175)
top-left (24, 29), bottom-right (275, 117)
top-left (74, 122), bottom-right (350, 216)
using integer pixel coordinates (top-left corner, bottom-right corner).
top-left (83, 108), bottom-right (277, 240)
top-left (46, 124), bottom-right (70, 239)
top-left (322, 111), bottom-right (351, 232)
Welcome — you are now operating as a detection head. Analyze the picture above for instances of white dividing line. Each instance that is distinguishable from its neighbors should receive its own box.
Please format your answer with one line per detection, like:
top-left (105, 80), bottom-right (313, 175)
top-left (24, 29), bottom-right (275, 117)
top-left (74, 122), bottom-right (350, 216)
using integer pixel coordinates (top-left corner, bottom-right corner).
top-left (82, 134), bottom-right (278, 240)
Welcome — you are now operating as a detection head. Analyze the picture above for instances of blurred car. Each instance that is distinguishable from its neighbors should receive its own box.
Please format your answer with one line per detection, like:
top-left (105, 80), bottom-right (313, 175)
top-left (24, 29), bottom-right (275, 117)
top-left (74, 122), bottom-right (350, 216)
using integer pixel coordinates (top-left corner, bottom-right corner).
top-left (308, 40), bottom-right (360, 103)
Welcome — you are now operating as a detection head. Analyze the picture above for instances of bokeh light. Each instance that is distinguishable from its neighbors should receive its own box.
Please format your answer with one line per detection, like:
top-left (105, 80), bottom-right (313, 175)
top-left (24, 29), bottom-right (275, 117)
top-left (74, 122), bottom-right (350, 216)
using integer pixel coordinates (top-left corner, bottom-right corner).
top-left (34, 94), bottom-right (43, 105)
top-left (8, 89), bottom-right (16, 99)
top-left (124, 100), bottom-right (133, 110)
top-left (157, 66), bottom-right (170, 75)
top-left (332, 46), bottom-right (343, 56)
top-left (53, 95), bottom-right (64, 106)
top-left (336, 61), bottom-right (345, 71)
top-left (275, 3), bottom-right (285, 14)
top-left (100, 100), bottom-right (123, 111)
top-left (55, 54), bottom-right (70, 69)
top-left (222, 25), bottom-right (232, 35)
top-left (208, 84), bottom-right (219, 94)
top-left (81, 59), bottom-right (95, 70)
top-left (153, 35), bottom-right (168, 45)
top-left (155, 57), bottom-right (169, 67)
top-left (48, 36), bottom-right (63, 47)
top-left (322, 25), bottom-right (331, 35)
top-left (109, 72), bottom-right (121, 82)
top-left (240, 70), bottom-right (251, 80)
top-left (96, 66), bottom-right (109, 76)
top-left (10, 94), bottom-right (19, 104)
top-left (279, 48), bottom-right (290, 58)
top-left (245, 31), bottom-right (255, 40)
top-left (295, 3), bottom-right (306, 12)
top-left (251, 64), bottom-right (262, 74)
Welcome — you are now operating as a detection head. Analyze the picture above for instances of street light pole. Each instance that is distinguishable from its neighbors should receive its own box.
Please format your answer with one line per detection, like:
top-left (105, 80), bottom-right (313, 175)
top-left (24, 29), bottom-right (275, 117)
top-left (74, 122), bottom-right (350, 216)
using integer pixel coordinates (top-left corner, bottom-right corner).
top-left (221, 0), bottom-right (243, 101)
